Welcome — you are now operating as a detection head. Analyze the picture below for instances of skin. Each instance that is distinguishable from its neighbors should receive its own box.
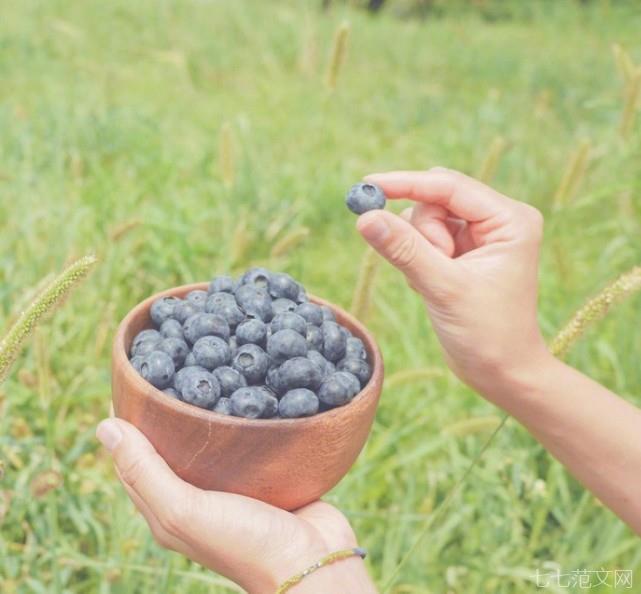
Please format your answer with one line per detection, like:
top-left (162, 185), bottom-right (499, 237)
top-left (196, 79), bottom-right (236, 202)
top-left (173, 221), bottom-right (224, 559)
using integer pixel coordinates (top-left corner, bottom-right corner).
top-left (97, 167), bottom-right (641, 592)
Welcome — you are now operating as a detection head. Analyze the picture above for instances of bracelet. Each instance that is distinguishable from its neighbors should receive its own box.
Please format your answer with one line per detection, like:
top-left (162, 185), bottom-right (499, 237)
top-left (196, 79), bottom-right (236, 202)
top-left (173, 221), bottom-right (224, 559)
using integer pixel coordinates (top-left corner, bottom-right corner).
top-left (275, 547), bottom-right (367, 593)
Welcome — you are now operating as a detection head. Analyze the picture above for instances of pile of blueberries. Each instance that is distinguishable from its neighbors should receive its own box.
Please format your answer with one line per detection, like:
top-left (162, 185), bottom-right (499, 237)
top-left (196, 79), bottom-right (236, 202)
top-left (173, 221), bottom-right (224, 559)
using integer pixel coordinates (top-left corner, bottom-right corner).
top-left (128, 268), bottom-right (372, 419)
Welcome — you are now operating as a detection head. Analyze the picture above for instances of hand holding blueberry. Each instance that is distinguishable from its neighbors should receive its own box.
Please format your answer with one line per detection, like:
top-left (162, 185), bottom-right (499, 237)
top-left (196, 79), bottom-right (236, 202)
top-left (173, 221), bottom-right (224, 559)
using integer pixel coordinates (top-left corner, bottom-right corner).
top-left (356, 167), bottom-right (548, 402)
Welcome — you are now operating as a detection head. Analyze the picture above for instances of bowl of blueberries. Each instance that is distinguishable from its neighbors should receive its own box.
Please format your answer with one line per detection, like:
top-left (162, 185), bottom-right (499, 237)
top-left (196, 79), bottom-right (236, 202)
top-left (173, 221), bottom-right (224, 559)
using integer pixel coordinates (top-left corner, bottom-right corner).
top-left (112, 264), bottom-right (384, 510)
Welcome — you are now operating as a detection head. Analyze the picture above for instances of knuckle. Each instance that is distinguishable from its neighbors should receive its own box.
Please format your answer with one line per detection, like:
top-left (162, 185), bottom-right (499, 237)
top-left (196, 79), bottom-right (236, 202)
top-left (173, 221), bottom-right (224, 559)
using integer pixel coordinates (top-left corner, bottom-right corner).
top-left (150, 526), bottom-right (173, 549)
top-left (388, 235), bottom-right (419, 270)
top-left (119, 455), bottom-right (146, 489)
top-left (522, 205), bottom-right (544, 238)
top-left (158, 501), bottom-right (191, 537)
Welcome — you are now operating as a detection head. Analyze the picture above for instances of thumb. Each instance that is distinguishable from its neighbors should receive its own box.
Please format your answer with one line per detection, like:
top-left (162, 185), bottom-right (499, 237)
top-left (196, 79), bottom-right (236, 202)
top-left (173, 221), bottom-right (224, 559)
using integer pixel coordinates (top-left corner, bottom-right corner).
top-left (356, 209), bottom-right (455, 297)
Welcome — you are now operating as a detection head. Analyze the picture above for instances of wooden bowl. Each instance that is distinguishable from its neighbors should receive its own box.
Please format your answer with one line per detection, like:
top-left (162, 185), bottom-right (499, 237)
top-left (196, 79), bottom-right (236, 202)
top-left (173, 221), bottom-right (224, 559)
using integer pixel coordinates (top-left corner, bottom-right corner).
top-left (112, 282), bottom-right (384, 510)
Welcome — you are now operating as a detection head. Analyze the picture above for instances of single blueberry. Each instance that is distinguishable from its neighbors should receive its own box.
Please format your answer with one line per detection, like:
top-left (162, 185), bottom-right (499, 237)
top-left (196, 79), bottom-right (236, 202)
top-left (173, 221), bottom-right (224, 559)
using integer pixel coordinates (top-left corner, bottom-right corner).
top-left (318, 371), bottom-right (360, 407)
top-left (173, 300), bottom-right (201, 324)
top-left (236, 318), bottom-right (267, 347)
top-left (206, 298), bottom-right (245, 329)
top-left (186, 290), bottom-right (208, 310)
top-left (212, 365), bottom-right (247, 397)
top-left (192, 335), bottom-right (231, 370)
top-left (163, 387), bottom-right (179, 399)
top-left (208, 275), bottom-right (236, 294)
top-left (270, 312), bottom-right (307, 336)
top-left (296, 287), bottom-right (309, 304)
top-left (160, 319), bottom-right (184, 340)
top-left (345, 336), bottom-right (367, 361)
top-left (295, 303), bottom-right (323, 326)
top-left (179, 369), bottom-right (221, 410)
top-left (232, 344), bottom-right (270, 385)
top-left (150, 296), bottom-right (181, 326)
top-left (241, 267), bottom-right (272, 289)
top-left (235, 285), bottom-right (273, 321)
top-left (230, 386), bottom-right (269, 419)
top-left (212, 396), bottom-right (233, 415)
top-left (157, 337), bottom-right (190, 367)
top-left (268, 272), bottom-right (299, 300)
top-left (279, 389), bottom-right (319, 418)
top-left (132, 329), bottom-right (162, 353)
top-left (271, 298), bottom-right (297, 316)
top-left (305, 324), bottom-right (323, 351)
top-left (131, 338), bottom-right (162, 358)
top-left (337, 358), bottom-right (372, 387)
top-left (183, 313), bottom-right (230, 344)
top-left (267, 329), bottom-right (308, 364)
top-left (277, 356), bottom-right (323, 394)
top-left (184, 352), bottom-right (197, 367)
top-left (345, 182), bottom-right (387, 215)
top-left (321, 306), bottom-right (336, 323)
top-left (321, 321), bottom-right (346, 362)
top-left (140, 351), bottom-right (175, 389)
top-left (206, 291), bottom-right (237, 311)
top-left (266, 366), bottom-right (284, 394)
top-left (174, 365), bottom-right (208, 393)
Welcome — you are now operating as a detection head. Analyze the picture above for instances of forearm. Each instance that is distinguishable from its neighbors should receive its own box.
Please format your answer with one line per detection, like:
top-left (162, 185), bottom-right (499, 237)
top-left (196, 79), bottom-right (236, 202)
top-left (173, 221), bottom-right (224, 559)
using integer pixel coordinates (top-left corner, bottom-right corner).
top-left (487, 353), bottom-right (641, 534)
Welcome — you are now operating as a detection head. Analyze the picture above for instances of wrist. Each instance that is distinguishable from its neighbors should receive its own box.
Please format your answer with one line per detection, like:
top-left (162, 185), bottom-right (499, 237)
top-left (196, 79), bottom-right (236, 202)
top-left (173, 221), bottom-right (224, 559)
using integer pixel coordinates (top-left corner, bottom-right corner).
top-left (284, 556), bottom-right (377, 594)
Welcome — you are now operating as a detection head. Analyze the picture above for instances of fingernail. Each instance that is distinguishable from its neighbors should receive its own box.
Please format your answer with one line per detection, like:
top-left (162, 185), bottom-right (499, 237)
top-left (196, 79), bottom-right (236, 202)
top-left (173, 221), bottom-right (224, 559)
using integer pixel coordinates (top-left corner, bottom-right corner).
top-left (358, 213), bottom-right (390, 244)
top-left (96, 419), bottom-right (123, 452)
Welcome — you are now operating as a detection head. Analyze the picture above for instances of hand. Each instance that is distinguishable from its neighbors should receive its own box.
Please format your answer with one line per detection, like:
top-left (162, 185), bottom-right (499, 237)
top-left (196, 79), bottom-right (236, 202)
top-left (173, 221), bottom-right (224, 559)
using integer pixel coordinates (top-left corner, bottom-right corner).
top-left (357, 167), bottom-right (550, 401)
top-left (96, 418), bottom-right (376, 594)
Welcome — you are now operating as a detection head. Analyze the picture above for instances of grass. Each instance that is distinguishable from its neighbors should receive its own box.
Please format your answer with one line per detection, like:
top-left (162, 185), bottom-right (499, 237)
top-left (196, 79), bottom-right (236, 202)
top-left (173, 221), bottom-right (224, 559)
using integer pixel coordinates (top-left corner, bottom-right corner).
top-left (1, 1), bottom-right (641, 592)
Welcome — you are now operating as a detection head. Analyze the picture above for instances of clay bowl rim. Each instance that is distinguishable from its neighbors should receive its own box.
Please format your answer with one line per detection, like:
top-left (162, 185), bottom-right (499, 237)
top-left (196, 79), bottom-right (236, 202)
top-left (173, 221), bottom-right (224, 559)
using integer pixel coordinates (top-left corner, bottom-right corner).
top-left (113, 282), bottom-right (384, 428)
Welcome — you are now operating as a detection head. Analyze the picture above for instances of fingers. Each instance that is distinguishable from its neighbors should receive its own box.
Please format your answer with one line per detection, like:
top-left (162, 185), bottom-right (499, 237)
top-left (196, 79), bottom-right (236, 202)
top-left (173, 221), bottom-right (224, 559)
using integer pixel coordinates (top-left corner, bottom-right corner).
top-left (364, 167), bottom-right (515, 223)
top-left (96, 418), bottom-right (199, 539)
top-left (409, 204), bottom-right (456, 256)
top-left (356, 210), bottom-right (455, 296)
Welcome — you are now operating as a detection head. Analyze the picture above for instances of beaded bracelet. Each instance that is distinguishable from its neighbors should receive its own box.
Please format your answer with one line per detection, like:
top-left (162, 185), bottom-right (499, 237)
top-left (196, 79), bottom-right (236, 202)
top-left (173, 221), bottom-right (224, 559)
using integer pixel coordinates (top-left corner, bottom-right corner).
top-left (275, 547), bottom-right (367, 593)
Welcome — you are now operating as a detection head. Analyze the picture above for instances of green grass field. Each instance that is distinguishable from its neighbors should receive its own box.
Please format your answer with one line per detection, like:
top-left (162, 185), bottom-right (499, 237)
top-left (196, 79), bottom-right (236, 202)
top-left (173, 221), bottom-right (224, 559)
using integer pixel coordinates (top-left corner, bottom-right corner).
top-left (1, 1), bottom-right (641, 592)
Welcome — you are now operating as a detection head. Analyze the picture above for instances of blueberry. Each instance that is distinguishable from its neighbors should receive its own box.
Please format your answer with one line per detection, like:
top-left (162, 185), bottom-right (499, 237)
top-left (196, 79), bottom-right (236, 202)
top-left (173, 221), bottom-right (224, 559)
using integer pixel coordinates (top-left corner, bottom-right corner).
top-left (192, 335), bottom-right (231, 370)
top-left (241, 267), bottom-right (272, 289)
top-left (279, 389), bottom-right (319, 418)
top-left (208, 275), bottom-right (236, 294)
top-left (150, 296), bottom-right (181, 326)
top-left (307, 350), bottom-right (335, 378)
top-left (266, 366), bottom-right (284, 394)
top-left (318, 371), bottom-right (360, 407)
top-left (131, 329), bottom-right (162, 353)
top-left (235, 285), bottom-right (273, 321)
top-left (257, 387), bottom-right (279, 418)
top-left (160, 319), bottom-right (184, 340)
top-left (296, 287), bottom-right (309, 304)
top-left (163, 387), bottom-right (179, 399)
top-left (131, 338), bottom-right (162, 358)
top-left (295, 303), bottom-right (323, 326)
top-left (140, 351), bottom-right (175, 389)
top-left (179, 369), bottom-right (221, 410)
top-left (267, 329), bottom-right (308, 364)
top-left (230, 386), bottom-right (269, 419)
top-left (276, 357), bottom-right (323, 394)
top-left (321, 321), bottom-right (346, 362)
top-left (232, 344), bottom-right (270, 385)
top-left (183, 313), bottom-right (230, 344)
top-left (337, 358), bottom-right (372, 387)
top-left (184, 352), bottom-right (197, 367)
top-left (321, 306), bottom-right (336, 323)
top-left (212, 365), bottom-right (247, 397)
top-left (271, 298), bottom-right (297, 316)
top-left (186, 290), bottom-right (208, 310)
top-left (270, 312), bottom-right (307, 336)
top-left (236, 318), bottom-right (267, 347)
top-left (212, 396), bottom-right (232, 415)
top-left (345, 336), bottom-right (367, 361)
top-left (130, 355), bottom-right (144, 373)
top-left (268, 272), bottom-right (299, 300)
top-left (206, 296), bottom-right (245, 329)
top-left (174, 365), bottom-right (208, 393)
top-left (173, 300), bottom-right (201, 324)
top-left (157, 337), bottom-right (190, 367)
top-left (305, 324), bottom-right (323, 351)
top-left (206, 291), bottom-right (237, 311)
top-left (345, 182), bottom-right (387, 215)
